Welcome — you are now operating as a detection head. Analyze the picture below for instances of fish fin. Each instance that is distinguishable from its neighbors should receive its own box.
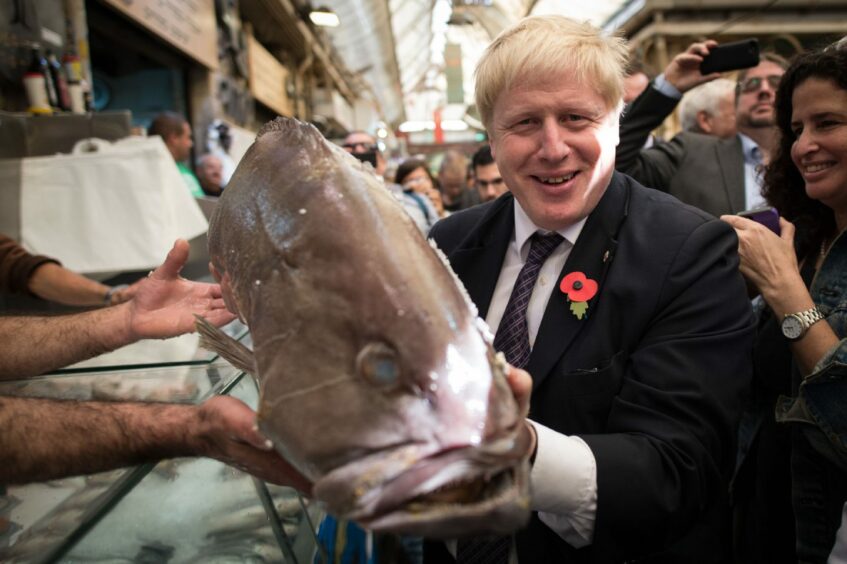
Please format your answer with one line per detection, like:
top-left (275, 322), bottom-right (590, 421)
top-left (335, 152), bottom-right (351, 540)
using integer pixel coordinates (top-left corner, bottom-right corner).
top-left (195, 315), bottom-right (257, 375)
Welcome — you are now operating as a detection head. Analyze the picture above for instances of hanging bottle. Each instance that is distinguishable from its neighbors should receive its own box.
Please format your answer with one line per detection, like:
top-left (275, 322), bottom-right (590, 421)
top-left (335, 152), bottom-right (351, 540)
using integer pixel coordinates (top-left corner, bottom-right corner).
top-left (23, 46), bottom-right (53, 114)
top-left (63, 49), bottom-right (86, 114)
top-left (46, 50), bottom-right (71, 111)
top-left (34, 46), bottom-right (59, 108)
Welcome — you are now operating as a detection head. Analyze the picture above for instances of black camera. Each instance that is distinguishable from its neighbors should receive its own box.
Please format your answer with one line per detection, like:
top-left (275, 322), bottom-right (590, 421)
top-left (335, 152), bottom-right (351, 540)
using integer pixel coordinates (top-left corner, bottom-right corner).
top-left (351, 149), bottom-right (378, 168)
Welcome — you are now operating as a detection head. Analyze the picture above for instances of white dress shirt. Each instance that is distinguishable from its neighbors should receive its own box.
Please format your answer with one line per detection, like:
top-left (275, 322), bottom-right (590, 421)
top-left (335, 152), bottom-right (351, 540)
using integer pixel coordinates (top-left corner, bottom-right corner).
top-left (445, 201), bottom-right (599, 562)
top-left (738, 133), bottom-right (767, 211)
top-left (486, 201), bottom-right (598, 548)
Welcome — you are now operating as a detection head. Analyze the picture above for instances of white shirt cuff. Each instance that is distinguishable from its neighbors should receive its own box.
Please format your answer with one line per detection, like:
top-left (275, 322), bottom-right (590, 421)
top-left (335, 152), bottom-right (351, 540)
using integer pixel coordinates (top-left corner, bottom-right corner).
top-left (529, 420), bottom-right (597, 548)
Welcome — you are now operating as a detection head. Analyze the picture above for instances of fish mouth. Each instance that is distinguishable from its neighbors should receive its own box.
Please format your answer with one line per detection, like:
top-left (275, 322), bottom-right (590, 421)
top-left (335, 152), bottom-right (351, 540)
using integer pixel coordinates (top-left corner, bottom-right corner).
top-left (313, 430), bottom-right (531, 537)
top-left (357, 448), bottom-right (531, 537)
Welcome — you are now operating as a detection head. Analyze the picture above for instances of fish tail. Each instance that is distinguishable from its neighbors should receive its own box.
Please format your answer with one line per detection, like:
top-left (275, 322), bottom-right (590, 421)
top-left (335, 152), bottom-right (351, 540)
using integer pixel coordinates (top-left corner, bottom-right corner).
top-left (195, 315), bottom-right (256, 375)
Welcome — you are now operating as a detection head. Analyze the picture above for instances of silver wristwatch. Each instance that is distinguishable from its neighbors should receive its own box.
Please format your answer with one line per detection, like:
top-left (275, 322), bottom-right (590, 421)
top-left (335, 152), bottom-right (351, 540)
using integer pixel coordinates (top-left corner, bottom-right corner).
top-left (781, 306), bottom-right (825, 341)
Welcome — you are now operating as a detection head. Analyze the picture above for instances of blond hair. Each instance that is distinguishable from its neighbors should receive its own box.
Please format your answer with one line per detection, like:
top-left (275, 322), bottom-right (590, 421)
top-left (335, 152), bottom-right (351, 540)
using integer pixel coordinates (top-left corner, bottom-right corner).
top-left (475, 15), bottom-right (629, 130)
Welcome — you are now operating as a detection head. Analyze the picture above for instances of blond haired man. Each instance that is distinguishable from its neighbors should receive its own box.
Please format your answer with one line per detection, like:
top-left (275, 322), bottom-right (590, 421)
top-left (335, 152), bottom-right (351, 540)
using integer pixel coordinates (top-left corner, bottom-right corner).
top-left (427, 15), bottom-right (752, 563)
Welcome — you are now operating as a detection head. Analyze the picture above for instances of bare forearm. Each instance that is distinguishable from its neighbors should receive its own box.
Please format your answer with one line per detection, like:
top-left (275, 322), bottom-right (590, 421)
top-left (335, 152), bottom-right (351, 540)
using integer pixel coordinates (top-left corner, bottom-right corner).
top-left (0, 396), bottom-right (201, 484)
top-left (28, 263), bottom-right (111, 307)
top-left (0, 305), bottom-right (132, 380)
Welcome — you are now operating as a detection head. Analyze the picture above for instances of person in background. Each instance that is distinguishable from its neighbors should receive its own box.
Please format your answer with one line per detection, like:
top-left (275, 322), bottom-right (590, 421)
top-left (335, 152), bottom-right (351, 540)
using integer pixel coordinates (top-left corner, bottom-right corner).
top-left (342, 132), bottom-right (439, 235)
top-left (425, 15), bottom-right (752, 563)
top-left (395, 158), bottom-right (445, 222)
top-left (0, 238), bottom-right (311, 492)
top-left (623, 56), bottom-right (652, 104)
top-left (342, 130), bottom-right (383, 171)
top-left (1, 233), bottom-right (134, 307)
top-left (196, 153), bottom-right (225, 197)
top-left (471, 145), bottom-right (507, 203)
top-left (678, 78), bottom-right (738, 139)
top-left (617, 41), bottom-right (789, 217)
top-left (149, 111), bottom-right (204, 198)
top-left (438, 150), bottom-right (479, 212)
top-left (722, 44), bottom-right (847, 563)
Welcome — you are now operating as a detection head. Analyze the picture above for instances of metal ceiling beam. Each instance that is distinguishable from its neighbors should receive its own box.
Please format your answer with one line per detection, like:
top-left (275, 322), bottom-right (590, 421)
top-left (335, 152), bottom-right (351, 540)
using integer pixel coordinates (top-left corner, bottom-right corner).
top-left (254, 0), bottom-right (356, 103)
top-left (630, 18), bottom-right (847, 44)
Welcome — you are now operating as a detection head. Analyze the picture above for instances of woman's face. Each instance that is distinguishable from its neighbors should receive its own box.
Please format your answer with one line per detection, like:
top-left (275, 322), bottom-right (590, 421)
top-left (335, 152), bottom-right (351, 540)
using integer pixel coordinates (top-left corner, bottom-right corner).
top-left (402, 167), bottom-right (434, 193)
top-left (790, 77), bottom-right (847, 215)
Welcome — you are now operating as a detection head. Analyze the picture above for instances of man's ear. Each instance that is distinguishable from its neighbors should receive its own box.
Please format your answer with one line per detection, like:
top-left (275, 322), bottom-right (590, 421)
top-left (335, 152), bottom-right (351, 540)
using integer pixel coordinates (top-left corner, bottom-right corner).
top-left (696, 110), bottom-right (712, 134)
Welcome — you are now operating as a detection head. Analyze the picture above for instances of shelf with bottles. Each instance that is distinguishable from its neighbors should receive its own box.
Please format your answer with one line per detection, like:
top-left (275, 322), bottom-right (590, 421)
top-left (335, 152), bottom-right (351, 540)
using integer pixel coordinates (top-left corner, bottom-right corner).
top-left (23, 42), bottom-right (91, 117)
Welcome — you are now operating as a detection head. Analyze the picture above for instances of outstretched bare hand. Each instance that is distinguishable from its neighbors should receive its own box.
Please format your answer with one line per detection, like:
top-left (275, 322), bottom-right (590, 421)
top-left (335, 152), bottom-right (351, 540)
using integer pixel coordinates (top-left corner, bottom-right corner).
top-left (127, 239), bottom-right (236, 340)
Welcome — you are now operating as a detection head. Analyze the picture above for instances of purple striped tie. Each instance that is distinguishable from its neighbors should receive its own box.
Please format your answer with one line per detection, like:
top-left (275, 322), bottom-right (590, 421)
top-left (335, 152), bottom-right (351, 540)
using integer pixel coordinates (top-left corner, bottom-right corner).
top-left (456, 232), bottom-right (563, 564)
top-left (493, 231), bottom-right (564, 369)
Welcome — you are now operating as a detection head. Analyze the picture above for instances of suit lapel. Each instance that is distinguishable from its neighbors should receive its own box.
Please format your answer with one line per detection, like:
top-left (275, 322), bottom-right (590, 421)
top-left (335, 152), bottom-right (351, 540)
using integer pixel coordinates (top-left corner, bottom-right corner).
top-left (716, 136), bottom-right (746, 213)
top-left (526, 174), bottom-right (629, 389)
top-left (446, 197), bottom-right (515, 319)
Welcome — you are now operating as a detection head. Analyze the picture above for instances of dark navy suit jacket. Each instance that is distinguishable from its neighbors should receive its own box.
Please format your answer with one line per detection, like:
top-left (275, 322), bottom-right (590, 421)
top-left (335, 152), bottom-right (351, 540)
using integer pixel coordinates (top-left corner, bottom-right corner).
top-left (425, 172), bottom-right (754, 563)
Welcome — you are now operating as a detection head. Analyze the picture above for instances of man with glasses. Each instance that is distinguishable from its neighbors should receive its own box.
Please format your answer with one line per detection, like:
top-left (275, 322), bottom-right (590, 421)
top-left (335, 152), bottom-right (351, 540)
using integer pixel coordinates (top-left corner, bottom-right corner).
top-left (342, 130), bottom-right (383, 172)
top-left (471, 145), bottom-right (508, 203)
top-left (341, 130), bottom-right (439, 233)
top-left (616, 41), bottom-right (788, 218)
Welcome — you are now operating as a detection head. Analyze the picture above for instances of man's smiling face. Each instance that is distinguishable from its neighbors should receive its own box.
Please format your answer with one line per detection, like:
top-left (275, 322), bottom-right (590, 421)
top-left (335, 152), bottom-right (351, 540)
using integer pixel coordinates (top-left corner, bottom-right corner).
top-left (489, 72), bottom-right (619, 231)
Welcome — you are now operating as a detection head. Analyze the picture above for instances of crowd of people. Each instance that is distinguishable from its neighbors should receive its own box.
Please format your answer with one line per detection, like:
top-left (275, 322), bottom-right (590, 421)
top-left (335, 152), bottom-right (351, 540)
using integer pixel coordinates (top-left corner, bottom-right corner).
top-left (1, 13), bottom-right (845, 564)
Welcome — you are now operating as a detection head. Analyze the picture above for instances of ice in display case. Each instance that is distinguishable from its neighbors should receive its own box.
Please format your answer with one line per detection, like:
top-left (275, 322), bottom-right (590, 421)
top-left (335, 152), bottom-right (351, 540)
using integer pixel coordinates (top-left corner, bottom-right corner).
top-left (0, 322), bottom-right (326, 563)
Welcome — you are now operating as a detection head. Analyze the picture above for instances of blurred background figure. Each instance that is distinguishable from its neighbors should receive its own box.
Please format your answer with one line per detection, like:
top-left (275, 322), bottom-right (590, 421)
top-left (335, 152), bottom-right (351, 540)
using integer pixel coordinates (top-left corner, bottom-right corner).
top-left (395, 158), bottom-right (444, 221)
top-left (148, 111), bottom-right (203, 198)
top-left (342, 130), bottom-right (383, 172)
top-left (623, 56), bottom-right (653, 104)
top-left (616, 41), bottom-right (789, 217)
top-left (471, 145), bottom-right (506, 203)
top-left (1, 233), bottom-right (134, 307)
top-left (196, 153), bottom-right (225, 197)
top-left (679, 78), bottom-right (738, 138)
top-left (438, 150), bottom-right (479, 212)
top-left (343, 133), bottom-right (438, 234)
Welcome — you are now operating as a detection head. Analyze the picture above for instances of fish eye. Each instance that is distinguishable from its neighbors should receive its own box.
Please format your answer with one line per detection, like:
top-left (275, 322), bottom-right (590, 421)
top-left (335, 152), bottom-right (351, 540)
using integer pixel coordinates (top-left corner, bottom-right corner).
top-left (356, 342), bottom-right (401, 388)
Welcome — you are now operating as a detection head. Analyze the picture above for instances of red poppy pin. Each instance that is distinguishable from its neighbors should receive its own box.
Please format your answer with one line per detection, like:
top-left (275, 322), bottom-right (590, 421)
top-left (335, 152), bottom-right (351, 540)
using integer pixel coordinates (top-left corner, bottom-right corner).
top-left (559, 271), bottom-right (598, 320)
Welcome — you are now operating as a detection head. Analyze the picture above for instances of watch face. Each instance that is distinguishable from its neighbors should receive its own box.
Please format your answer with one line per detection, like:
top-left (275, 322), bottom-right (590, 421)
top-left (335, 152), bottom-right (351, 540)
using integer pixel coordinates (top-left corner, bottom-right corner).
top-left (782, 315), bottom-right (804, 340)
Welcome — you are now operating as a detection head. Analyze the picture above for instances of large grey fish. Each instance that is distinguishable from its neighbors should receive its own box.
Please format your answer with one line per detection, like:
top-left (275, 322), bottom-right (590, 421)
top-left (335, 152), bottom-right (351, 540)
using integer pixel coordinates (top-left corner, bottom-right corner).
top-left (197, 117), bottom-right (530, 537)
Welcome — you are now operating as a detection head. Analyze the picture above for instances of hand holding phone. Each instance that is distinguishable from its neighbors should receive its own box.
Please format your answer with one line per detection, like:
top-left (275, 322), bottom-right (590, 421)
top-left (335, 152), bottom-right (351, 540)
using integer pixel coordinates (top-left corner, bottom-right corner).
top-left (700, 39), bottom-right (760, 75)
top-left (737, 207), bottom-right (780, 235)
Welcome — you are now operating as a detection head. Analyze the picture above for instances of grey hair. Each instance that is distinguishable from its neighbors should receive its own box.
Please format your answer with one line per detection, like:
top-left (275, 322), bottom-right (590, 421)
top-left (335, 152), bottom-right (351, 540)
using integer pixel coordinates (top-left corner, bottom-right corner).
top-left (678, 79), bottom-right (736, 133)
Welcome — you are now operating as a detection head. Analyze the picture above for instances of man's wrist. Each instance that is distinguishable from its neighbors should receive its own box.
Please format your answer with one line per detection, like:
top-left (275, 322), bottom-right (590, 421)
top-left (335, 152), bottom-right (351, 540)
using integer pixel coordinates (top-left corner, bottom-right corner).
top-left (104, 284), bottom-right (129, 305)
top-left (527, 420), bottom-right (539, 465)
top-left (101, 301), bottom-right (137, 350)
top-left (653, 74), bottom-right (683, 100)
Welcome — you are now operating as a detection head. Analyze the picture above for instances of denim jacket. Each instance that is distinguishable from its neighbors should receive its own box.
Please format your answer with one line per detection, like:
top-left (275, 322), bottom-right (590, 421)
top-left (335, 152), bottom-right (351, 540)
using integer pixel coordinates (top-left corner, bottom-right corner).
top-left (773, 229), bottom-right (847, 560)
top-left (775, 229), bottom-right (847, 470)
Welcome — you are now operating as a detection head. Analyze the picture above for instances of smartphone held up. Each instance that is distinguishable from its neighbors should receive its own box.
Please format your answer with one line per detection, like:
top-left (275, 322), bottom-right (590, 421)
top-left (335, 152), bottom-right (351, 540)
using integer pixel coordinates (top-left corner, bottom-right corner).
top-left (700, 39), bottom-right (760, 75)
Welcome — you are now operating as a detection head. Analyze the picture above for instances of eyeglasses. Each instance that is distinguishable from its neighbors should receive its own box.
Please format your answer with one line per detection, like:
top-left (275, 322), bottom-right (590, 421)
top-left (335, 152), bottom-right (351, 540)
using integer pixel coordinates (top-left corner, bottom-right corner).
top-left (342, 142), bottom-right (378, 152)
top-left (475, 178), bottom-right (504, 189)
top-left (403, 176), bottom-right (430, 186)
top-left (737, 75), bottom-right (782, 94)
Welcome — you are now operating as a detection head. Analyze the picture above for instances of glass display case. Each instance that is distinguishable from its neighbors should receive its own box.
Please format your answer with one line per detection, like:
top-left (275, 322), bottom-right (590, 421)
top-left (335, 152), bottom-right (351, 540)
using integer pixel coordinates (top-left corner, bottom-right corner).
top-left (0, 322), bottom-right (325, 563)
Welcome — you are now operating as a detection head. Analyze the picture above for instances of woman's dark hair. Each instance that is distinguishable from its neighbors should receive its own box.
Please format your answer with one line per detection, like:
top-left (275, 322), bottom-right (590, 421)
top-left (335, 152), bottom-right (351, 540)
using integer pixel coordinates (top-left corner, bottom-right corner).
top-left (763, 45), bottom-right (847, 260)
top-left (394, 158), bottom-right (436, 187)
